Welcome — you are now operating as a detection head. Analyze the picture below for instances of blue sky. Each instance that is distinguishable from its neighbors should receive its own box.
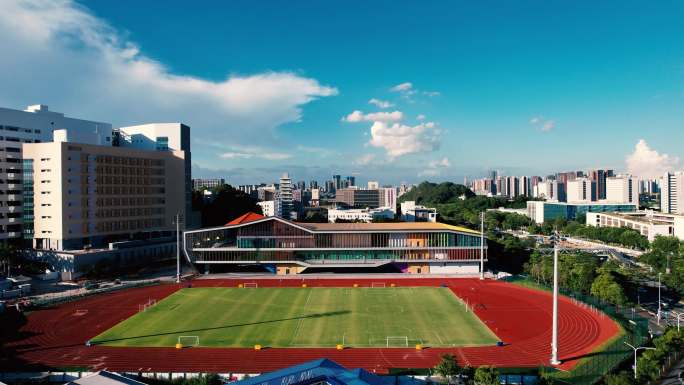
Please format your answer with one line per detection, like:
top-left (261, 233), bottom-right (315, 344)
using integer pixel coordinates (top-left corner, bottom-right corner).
top-left (1, 1), bottom-right (683, 184)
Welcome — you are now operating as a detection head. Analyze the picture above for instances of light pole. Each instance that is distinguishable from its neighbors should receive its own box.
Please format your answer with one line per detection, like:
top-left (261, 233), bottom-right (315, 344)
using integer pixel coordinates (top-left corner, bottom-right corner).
top-left (175, 212), bottom-right (183, 284)
top-left (624, 341), bottom-right (656, 380)
top-left (657, 272), bottom-right (662, 326)
top-left (674, 311), bottom-right (684, 331)
top-left (550, 231), bottom-right (561, 366)
top-left (480, 211), bottom-right (485, 280)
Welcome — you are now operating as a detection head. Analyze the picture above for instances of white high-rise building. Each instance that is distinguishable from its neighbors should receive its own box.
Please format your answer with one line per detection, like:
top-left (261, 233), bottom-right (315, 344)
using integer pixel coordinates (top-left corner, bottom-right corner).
top-left (566, 178), bottom-right (594, 203)
top-left (367, 181), bottom-right (379, 189)
top-left (0, 104), bottom-right (111, 241)
top-left (379, 187), bottom-right (397, 213)
top-left (661, 172), bottom-right (684, 214)
top-left (606, 176), bottom-right (638, 204)
top-left (278, 173), bottom-right (295, 219)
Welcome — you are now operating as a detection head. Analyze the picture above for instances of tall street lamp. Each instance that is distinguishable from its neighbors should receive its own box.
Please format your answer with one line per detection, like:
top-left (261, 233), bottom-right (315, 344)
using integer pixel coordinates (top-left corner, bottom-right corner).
top-left (624, 341), bottom-right (656, 380)
top-left (480, 211), bottom-right (485, 280)
top-left (550, 231), bottom-right (561, 366)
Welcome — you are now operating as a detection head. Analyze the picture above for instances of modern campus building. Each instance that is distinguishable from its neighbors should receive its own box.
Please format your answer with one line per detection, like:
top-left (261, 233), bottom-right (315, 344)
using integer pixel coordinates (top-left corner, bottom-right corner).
top-left (327, 207), bottom-right (394, 222)
top-left (19, 117), bottom-right (191, 278)
top-left (400, 201), bottom-right (437, 222)
top-left (192, 178), bottom-right (225, 190)
top-left (0, 104), bottom-right (112, 242)
top-left (527, 201), bottom-right (638, 224)
top-left (22, 139), bottom-right (187, 251)
top-left (586, 211), bottom-right (684, 241)
top-left (183, 213), bottom-right (486, 275)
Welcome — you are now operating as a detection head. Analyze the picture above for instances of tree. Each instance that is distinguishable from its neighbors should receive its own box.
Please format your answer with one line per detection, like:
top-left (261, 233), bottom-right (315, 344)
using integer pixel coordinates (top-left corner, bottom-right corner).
top-left (591, 272), bottom-right (627, 305)
top-left (474, 366), bottom-right (499, 385)
top-left (0, 244), bottom-right (19, 276)
top-left (602, 371), bottom-right (633, 385)
top-left (433, 353), bottom-right (461, 383)
top-left (200, 185), bottom-right (263, 227)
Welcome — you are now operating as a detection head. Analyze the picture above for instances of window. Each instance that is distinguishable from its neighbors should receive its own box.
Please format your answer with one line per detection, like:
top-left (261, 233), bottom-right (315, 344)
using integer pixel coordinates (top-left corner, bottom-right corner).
top-left (155, 136), bottom-right (169, 151)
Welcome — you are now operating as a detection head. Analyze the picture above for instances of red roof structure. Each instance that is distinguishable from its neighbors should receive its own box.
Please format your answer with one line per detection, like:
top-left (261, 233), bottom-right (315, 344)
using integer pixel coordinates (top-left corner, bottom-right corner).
top-left (225, 212), bottom-right (264, 226)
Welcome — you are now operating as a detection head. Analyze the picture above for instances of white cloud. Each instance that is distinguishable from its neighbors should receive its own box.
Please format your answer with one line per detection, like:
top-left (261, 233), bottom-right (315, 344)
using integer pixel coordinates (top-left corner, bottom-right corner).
top-left (429, 157), bottom-right (450, 168)
top-left (416, 114), bottom-right (426, 121)
top-left (354, 154), bottom-right (376, 166)
top-left (390, 82), bottom-right (414, 92)
top-left (423, 91), bottom-right (441, 97)
top-left (368, 98), bottom-right (393, 109)
top-left (529, 116), bottom-right (555, 132)
top-left (342, 110), bottom-right (404, 123)
top-left (368, 121), bottom-right (441, 159)
top-left (0, 0), bottom-right (337, 166)
top-left (626, 139), bottom-right (680, 179)
top-left (219, 147), bottom-right (292, 161)
top-left (419, 157), bottom-right (450, 177)
top-left (418, 169), bottom-right (440, 177)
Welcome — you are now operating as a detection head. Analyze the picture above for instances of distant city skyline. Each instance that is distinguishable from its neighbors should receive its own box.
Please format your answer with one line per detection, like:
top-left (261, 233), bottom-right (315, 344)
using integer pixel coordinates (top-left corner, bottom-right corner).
top-left (1, 1), bottom-right (683, 185)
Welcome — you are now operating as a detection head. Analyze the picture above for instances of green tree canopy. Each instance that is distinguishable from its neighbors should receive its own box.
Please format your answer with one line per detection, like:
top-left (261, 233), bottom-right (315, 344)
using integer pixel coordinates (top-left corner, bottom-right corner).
top-left (474, 366), bottom-right (499, 385)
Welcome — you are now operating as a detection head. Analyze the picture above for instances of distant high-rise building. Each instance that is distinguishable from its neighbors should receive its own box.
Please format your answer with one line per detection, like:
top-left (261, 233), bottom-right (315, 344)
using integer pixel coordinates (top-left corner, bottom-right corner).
top-left (489, 170), bottom-right (498, 181)
top-left (379, 187), bottom-right (397, 213)
top-left (325, 180), bottom-right (335, 193)
top-left (589, 169), bottom-right (615, 200)
top-left (606, 175), bottom-right (638, 204)
top-left (332, 174), bottom-right (342, 190)
top-left (335, 188), bottom-right (380, 208)
top-left (566, 178), bottom-right (595, 203)
top-left (309, 180), bottom-right (318, 190)
top-left (662, 172), bottom-right (684, 214)
top-left (367, 181), bottom-right (379, 189)
top-left (296, 181), bottom-right (306, 191)
top-left (278, 173), bottom-right (295, 219)
top-left (346, 176), bottom-right (356, 187)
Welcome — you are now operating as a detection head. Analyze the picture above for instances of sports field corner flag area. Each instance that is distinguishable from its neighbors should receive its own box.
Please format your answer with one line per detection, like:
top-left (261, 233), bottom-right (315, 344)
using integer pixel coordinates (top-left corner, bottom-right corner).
top-left (91, 286), bottom-right (499, 348)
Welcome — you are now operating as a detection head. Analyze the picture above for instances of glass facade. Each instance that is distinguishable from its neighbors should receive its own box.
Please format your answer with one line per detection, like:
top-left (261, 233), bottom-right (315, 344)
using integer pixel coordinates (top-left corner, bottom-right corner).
top-left (542, 203), bottom-right (638, 222)
top-left (22, 159), bottom-right (34, 240)
top-left (184, 217), bottom-right (486, 264)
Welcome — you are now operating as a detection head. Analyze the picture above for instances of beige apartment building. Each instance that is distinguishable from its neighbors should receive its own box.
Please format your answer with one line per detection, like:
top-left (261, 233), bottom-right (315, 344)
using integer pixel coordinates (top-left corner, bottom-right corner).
top-left (22, 140), bottom-right (186, 251)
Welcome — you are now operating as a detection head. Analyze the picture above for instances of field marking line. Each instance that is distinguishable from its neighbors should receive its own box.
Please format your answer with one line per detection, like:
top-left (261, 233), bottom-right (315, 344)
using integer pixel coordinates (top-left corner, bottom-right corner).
top-left (289, 288), bottom-right (314, 345)
top-left (433, 330), bottom-right (445, 345)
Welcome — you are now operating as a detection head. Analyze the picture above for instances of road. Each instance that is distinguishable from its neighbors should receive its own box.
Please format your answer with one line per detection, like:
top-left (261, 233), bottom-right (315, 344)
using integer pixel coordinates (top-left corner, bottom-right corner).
top-left (659, 354), bottom-right (684, 385)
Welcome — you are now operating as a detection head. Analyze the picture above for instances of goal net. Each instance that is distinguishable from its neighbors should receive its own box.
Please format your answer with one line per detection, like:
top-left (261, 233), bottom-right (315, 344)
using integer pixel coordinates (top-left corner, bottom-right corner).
top-left (386, 336), bottom-right (409, 347)
top-left (178, 336), bottom-right (200, 347)
top-left (243, 283), bottom-right (258, 288)
top-left (371, 282), bottom-right (386, 288)
top-left (138, 299), bottom-right (157, 312)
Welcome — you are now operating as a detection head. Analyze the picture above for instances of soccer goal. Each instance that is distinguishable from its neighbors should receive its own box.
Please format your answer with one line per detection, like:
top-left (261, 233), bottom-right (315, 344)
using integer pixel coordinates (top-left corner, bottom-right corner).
top-left (386, 336), bottom-right (409, 347)
top-left (371, 282), bottom-right (386, 288)
top-left (243, 282), bottom-right (258, 288)
top-left (138, 299), bottom-right (157, 312)
top-left (178, 335), bottom-right (200, 347)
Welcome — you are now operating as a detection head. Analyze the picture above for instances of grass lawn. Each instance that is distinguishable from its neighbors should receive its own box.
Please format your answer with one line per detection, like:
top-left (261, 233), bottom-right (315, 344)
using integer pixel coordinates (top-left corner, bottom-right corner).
top-left (91, 287), bottom-right (498, 348)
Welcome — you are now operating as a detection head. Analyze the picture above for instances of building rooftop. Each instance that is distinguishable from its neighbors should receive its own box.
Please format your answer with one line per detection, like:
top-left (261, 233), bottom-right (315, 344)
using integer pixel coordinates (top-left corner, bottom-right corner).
top-left (226, 212), bottom-right (265, 225)
top-left (66, 371), bottom-right (147, 385)
top-left (298, 221), bottom-right (480, 234)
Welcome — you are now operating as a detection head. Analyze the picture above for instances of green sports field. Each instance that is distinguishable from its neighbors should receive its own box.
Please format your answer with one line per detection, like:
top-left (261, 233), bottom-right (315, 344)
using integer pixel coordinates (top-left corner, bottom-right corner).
top-left (91, 287), bottom-right (498, 348)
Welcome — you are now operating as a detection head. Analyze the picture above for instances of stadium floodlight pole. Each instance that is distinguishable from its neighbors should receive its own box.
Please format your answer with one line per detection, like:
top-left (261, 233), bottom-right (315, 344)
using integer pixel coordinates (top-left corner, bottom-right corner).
top-left (624, 341), bottom-right (655, 380)
top-left (176, 212), bottom-right (182, 284)
top-left (550, 231), bottom-right (561, 366)
top-left (657, 272), bottom-right (662, 325)
top-left (480, 211), bottom-right (485, 280)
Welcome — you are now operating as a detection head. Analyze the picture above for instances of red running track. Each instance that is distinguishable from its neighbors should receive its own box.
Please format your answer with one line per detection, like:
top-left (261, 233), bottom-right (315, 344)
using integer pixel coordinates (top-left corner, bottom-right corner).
top-left (0, 278), bottom-right (619, 373)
